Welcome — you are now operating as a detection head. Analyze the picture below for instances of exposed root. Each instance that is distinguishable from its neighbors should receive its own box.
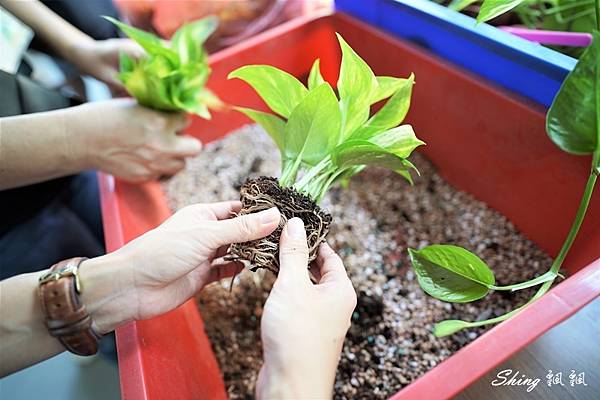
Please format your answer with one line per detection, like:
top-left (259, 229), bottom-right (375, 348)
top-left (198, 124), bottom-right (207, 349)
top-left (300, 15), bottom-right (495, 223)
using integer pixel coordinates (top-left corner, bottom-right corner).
top-left (227, 176), bottom-right (332, 274)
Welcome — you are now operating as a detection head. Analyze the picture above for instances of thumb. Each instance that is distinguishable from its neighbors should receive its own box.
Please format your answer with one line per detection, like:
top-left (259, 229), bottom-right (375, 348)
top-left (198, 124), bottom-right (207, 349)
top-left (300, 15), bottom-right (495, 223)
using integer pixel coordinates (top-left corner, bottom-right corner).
top-left (277, 218), bottom-right (311, 284)
top-left (210, 207), bottom-right (280, 246)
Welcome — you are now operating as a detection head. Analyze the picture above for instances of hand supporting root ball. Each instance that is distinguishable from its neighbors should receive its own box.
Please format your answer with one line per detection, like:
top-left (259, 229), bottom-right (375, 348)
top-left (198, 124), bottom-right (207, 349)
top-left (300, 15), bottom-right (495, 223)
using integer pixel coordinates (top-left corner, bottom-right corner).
top-left (257, 218), bottom-right (358, 399)
top-left (1, 204), bottom-right (357, 396)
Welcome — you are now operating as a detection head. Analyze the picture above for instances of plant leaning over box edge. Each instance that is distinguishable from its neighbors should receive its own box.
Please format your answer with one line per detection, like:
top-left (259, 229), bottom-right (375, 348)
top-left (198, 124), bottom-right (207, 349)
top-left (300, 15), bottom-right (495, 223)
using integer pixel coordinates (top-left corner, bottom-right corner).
top-left (225, 33), bottom-right (425, 274)
top-left (451, 0), bottom-right (600, 24)
top-left (448, 0), bottom-right (597, 58)
top-left (105, 16), bottom-right (223, 119)
top-left (408, 3), bottom-right (600, 336)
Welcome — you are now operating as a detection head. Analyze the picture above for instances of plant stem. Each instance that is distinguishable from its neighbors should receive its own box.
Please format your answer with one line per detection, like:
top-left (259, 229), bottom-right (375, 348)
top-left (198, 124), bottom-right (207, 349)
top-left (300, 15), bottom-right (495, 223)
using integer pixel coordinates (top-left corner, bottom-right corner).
top-left (548, 169), bottom-right (597, 275)
top-left (596, 0), bottom-right (600, 30)
top-left (542, 0), bottom-right (594, 16)
top-left (280, 158), bottom-right (303, 187)
top-left (437, 167), bottom-right (598, 335)
top-left (489, 270), bottom-right (557, 291)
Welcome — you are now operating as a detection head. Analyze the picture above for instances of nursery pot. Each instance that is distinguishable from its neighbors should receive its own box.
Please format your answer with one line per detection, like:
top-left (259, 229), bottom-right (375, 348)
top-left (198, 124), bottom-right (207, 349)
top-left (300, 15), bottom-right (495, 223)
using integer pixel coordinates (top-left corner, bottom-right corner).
top-left (99, 11), bottom-right (600, 400)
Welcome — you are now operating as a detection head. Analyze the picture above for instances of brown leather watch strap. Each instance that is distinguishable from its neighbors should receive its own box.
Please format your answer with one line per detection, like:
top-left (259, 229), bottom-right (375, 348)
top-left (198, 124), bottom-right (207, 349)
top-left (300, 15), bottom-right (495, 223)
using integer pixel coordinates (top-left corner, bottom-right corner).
top-left (38, 258), bottom-right (102, 356)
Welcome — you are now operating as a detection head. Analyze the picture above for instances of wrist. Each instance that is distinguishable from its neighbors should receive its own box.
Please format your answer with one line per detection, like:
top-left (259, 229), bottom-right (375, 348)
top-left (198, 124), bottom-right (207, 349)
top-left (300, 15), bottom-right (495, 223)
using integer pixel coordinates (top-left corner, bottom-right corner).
top-left (257, 360), bottom-right (334, 400)
top-left (60, 35), bottom-right (95, 69)
top-left (78, 253), bottom-right (133, 334)
top-left (62, 104), bottom-right (100, 170)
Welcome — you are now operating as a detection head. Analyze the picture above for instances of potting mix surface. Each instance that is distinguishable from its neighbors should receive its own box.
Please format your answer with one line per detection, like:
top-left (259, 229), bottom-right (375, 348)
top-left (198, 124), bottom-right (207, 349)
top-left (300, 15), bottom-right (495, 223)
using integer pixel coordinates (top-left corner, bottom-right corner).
top-left (163, 124), bottom-right (553, 399)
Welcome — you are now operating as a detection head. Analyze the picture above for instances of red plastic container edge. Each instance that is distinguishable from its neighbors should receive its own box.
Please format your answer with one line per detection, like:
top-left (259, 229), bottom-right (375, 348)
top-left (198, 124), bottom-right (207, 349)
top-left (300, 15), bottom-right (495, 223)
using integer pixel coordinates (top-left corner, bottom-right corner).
top-left (99, 12), bottom-right (600, 400)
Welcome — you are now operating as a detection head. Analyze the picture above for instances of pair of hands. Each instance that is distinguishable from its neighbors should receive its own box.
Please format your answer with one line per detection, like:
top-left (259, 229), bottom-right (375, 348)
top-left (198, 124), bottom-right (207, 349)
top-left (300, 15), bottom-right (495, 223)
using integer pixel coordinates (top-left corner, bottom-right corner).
top-left (64, 39), bottom-right (200, 182)
top-left (80, 202), bottom-right (356, 398)
top-left (63, 38), bottom-right (356, 397)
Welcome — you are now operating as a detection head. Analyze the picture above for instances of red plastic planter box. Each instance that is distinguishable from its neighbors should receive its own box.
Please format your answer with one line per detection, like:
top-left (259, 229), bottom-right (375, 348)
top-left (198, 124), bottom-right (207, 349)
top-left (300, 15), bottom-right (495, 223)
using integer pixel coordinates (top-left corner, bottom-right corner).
top-left (99, 13), bottom-right (600, 400)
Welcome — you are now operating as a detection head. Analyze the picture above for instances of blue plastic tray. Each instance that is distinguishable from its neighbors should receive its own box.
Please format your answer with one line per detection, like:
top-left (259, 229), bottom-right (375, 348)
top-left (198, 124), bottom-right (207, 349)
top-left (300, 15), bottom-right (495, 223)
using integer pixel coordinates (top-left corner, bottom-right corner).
top-left (335, 0), bottom-right (577, 107)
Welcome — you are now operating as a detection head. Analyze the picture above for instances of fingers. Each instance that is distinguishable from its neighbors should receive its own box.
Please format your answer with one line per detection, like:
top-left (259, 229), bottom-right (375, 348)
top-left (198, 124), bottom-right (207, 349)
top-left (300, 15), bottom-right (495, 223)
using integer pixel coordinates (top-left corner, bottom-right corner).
top-left (164, 201), bottom-right (242, 229)
top-left (316, 243), bottom-right (349, 284)
top-left (118, 38), bottom-right (145, 60)
top-left (154, 158), bottom-right (186, 176)
top-left (166, 112), bottom-right (190, 132)
top-left (169, 135), bottom-right (203, 157)
top-left (277, 218), bottom-right (311, 284)
top-left (209, 207), bottom-right (280, 247)
top-left (203, 201), bottom-right (242, 220)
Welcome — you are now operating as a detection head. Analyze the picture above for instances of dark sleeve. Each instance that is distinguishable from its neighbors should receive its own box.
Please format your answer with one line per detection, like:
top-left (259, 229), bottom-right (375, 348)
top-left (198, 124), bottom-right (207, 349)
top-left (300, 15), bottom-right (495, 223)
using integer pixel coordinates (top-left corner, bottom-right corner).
top-left (41, 0), bottom-right (121, 40)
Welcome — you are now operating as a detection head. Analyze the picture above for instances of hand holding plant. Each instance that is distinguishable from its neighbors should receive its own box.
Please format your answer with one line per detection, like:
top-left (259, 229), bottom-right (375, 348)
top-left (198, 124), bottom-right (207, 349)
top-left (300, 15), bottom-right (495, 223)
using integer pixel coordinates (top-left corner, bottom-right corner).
top-left (105, 16), bottom-right (223, 118)
top-left (65, 99), bottom-right (202, 182)
top-left (66, 38), bottom-right (144, 94)
top-left (257, 219), bottom-right (356, 400)
top-left (226, 34), bottom-right (424, 273)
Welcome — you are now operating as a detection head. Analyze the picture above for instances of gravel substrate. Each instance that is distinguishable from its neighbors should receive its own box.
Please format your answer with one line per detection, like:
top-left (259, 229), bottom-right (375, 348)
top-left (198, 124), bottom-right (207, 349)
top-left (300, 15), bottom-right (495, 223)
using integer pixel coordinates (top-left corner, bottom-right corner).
top-left (163, 124), bottom-right (554, 399)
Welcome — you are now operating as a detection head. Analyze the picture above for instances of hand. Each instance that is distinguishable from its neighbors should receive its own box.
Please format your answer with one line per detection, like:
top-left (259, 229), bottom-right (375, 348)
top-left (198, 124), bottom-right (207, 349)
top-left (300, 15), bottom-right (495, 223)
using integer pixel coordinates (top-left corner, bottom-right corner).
top-left (256, 218), bottom-right (357, 400)
top-left (66, 98), bottom-right (201, 182)
top-left (79, 202), bottom-right (281, 334)
top-left (67, 38), bottom-right (144, 93)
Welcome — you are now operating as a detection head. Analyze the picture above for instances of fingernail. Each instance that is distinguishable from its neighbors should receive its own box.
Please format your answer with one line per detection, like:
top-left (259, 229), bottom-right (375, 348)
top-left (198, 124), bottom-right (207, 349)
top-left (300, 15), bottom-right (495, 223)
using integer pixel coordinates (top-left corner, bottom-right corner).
top-left (188, 138), bottom-right (202, 152)
top-left (259, 207), bottom-right (280, 225)
top-left (286, 217), bottom-right (305, 239)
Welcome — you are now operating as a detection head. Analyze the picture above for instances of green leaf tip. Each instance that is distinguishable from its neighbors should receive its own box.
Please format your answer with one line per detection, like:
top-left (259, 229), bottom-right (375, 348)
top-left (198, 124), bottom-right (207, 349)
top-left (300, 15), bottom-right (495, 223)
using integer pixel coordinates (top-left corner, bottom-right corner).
top-left (433, 320), bottom-right (471, 337)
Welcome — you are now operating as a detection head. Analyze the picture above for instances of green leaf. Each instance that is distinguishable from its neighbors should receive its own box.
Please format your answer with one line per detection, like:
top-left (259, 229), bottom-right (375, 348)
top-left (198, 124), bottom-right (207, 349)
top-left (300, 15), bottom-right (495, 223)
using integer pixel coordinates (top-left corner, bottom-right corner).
top-left (370, 76), bottom-right (410, 104)
top-left (182, 102), bottom-right (210, 119)
top-left (369, 125), bottom-right (425, 158)
top-left (119, 52), bottom-right (135, 73)
top-left (171, 16), bottom-right (218, 64)
top-left (194, 88), bottom-right (223, 110)
top-left (228, 65), bottom-right (308, 118)
top-left (449, 0), bottom-right (480, 11)
top-left (104, 16), bottom-right (178, 65)
top-left (353, 74), bottom-right (415, 139)
top-left (408, 245), bottom-right (495, 303)
top-left (547, 31), bottom-right (599, 157)
top-left (433, 320), bottom-right (472, 337)
top-left (477, 0), bottom-right (525, 22)
top-left (284, 83), bottom-right (341, 165)
top-left (308, 59), bottom-right (325, 90)
top-left (235, 107), bottom-right (286, 152)
top-left (336, 33), bottom-right (377, 138)
top-left (333, 140), bottom-right (411, 171)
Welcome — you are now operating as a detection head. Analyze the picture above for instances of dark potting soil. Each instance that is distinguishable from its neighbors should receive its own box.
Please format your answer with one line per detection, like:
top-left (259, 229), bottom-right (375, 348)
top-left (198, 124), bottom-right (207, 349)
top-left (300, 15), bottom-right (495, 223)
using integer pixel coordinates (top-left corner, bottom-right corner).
top-left (162, 124), bottom-right (554, 399)
top-left (227, 176), bottom-right (331, 274)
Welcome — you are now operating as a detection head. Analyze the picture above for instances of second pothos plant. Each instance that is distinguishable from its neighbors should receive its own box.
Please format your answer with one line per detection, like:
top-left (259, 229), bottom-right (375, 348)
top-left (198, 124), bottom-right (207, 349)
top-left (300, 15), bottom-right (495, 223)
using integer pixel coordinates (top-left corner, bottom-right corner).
top-left (409, 2), bottom-right (599, 336)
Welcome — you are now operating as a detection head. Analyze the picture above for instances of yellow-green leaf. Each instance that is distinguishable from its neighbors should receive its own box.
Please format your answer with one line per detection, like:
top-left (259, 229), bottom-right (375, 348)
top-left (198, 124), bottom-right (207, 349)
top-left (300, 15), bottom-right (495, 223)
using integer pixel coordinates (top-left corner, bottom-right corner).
top-left (228, 65), bottom-right (308, 118)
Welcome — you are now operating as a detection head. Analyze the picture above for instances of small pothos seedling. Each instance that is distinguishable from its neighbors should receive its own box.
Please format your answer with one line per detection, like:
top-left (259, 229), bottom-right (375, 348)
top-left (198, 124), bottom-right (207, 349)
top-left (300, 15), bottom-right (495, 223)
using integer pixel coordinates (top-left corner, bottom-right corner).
top-left (409, 4), bottom-right (600, 337)
top-left (105, 16), bottom-right (223, 118)
top-left (225, 33), bottom-right (425, 273)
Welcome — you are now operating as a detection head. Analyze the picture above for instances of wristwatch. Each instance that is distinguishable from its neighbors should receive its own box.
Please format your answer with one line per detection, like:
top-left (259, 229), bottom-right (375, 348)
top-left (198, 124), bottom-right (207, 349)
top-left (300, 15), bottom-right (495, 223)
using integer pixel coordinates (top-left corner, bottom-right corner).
top-left (38, 257), bottom-right (102, 356)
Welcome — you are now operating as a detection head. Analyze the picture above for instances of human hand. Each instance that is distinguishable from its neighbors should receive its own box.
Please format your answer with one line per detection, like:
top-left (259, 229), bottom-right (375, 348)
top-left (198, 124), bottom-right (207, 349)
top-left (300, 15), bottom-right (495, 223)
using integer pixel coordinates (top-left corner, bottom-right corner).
top-left (66, 98), bottom-right (200, 182)
top-left (79, 202), bottom-right (281, 334)
top-left (256, 218), bottom-right (357, 400)
top-left (67, 38), bottom-right (144, 94)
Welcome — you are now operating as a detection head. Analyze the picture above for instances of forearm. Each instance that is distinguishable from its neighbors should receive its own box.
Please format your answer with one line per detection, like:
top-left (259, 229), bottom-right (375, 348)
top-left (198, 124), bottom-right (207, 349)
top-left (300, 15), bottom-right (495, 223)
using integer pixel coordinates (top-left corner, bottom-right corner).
top-left (0, 107), bottom-right (90, 189)
top-left (0, 271), bottom-right (64, 377)
top-left (0, 0), bottom-right (93, 61)
top-left (0, 255), bottom-right (128, 377)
